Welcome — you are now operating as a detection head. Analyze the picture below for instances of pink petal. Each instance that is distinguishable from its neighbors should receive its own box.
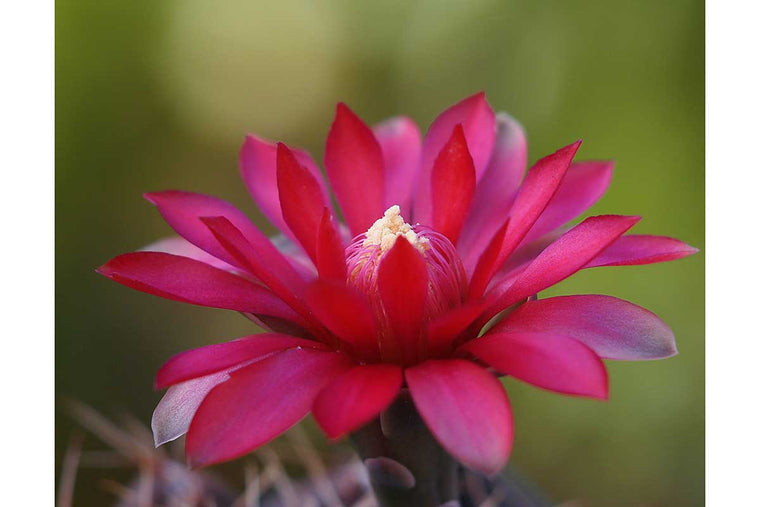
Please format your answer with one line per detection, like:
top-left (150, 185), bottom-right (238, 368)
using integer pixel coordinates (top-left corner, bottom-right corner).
top-left (96, 252), bottom-right (298, 319)
top-left (468, 220), bottom-right (509, 299)
top-left (239, 134), bottom-right (330, 241)
top-left (305, 280), bottom-right (379, 360)
top-left (492, 295), bottom-right (678, 360)
top-left (155, 334), bottom-right (328, 389)
top-left (485, 214), bottom-right (640, 318)
top-left (315, 209), bottom-right (347, 282)
top-left (378, 237), bottom-right (428, 364)
top-left (200, 216), bottom-right (313, 325)
top-left (426, 301), bottom-right (486, 356)
top-left (144, 190), bottom-right (273, 270)
top-left (374, 116), bottom-right (421, 217)
top-left (405, 359), bottom-right (513, 475)
top-left (186, 348), bottom-right (353, 467)
top-left (431, 125), bottom-right (477, 246)
top-left (521, 160), bottom-right (614, 246)
top-left (469, 141), bottom-right (581, 290)
top-left (585, 234), bottom-right (699, 268)
top-left (459, 113), bottom-right (527, 267)
top-left (414, 93), bottom-right (496, 225)
top-left (325, 103), bottom-right (385, 236)
top-left (312, 364), bottom-right (403, 439)
top-left (459, 332), bottom-right (608, 399)
top-left (152, 371), bottom-right (230, 447)
top-left (276, 143), bottom-right (338, 264)
top-left (141, 236), bottom-right (238, 273)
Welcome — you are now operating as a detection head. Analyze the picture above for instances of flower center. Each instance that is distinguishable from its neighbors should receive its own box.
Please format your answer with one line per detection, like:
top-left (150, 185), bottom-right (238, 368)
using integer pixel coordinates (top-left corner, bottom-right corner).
top-left (346, 205), bottom-right (468, 322)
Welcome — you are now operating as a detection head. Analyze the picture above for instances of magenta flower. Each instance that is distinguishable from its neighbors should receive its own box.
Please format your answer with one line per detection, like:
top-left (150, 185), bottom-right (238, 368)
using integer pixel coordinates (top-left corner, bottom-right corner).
top-left (98, 93), bottom-right (696, 475)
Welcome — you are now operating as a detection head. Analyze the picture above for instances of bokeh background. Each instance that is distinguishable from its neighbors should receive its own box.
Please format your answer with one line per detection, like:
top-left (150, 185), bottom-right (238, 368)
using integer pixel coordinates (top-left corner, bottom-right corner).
top-left (56, 0), bottom-right (704, 505)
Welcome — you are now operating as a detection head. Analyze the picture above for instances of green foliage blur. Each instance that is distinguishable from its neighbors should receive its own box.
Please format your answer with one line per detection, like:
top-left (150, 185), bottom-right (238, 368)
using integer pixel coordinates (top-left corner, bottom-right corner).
top-left (56, 0), bottom-right (704, 504)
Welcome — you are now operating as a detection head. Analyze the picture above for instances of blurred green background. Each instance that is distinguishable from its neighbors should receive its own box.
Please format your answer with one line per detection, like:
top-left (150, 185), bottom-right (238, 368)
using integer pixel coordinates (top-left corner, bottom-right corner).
top-left (56, 0), bottom-right (704, 505)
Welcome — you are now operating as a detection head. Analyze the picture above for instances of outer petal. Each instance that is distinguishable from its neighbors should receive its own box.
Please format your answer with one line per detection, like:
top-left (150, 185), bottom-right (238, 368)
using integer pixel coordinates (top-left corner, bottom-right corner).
top-left (431, 124), bottom-right (476, 245)
top-left (155, 334), bottom-right (328, 389)
top-left (141, 236), bottom-right (238, 273)
top-left (312, 364), bottom-right (403, 439)
top-left (459, 113), bottom-right (527, 266)
top-left (239, 134), bottom-right (330, 241)
top-left (405, 359), bottom-right (513, 475)
top-left (469, 141), bottom-right (581, 289)
top-left (459, 332), bottom-right (608, 399)
top-left (520, 160), bottom-right (614, 246)
top-left (374, 116), bottom-right (421, 217)
top-left (325, 103), bottom-right (385, 236)
top-left (144, 190), bottom-right (273, 271)
top-left (378, 237), bottom-right (428, 364)
top-left (493, 295), bottom-right (678, 360)
top-left (585, 234), bottom-right (699, 268)
top-left (200, 216), bottom-right (313, 325)
top-left (277, 143), bottom-right (339, 265)
top-left (96, 252), bottom-right (298, 319)
top-left (152, 371), bottom-right (229, 447)
top-left (186, 348), bottom-right (353, 467)
top-left (485, 214), bottom-right (640, 318)
top-left (415, 93), bottom-right (496, 225)
top-left (306, 281), bottom-right (379, 360)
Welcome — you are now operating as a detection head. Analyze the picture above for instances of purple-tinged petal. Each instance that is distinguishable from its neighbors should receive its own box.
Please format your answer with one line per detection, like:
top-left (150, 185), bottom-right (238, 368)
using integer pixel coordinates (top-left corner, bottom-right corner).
top-left (152, 371), bottom-right (229, 447)
top-left (520, 160), bottom-right (614, 246)
top-left (492, 295), bottom-right (678, 360)
top-left (374, 116), bottom-right (421, 217)
top-left (239, 134), bottom-right (330, 241)
top-left (585, 234), bottom-right (699, 268)
top-left (460, 113), bottom-right (527, 267)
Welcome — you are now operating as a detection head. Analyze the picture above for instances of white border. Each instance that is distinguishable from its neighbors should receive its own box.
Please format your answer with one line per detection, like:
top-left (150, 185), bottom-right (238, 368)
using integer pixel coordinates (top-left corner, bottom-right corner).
top-left (0, 1), bottom-right (55, 504)
top-left (705, 0), bottom-right (760, 504)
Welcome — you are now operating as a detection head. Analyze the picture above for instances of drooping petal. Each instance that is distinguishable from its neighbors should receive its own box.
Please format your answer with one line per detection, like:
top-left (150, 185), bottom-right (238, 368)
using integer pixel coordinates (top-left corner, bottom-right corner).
top-left (312, 364), bottom-right (403, 439)
top-left (315, 209), bottom-right (347, 282)
top-left (325, 103), bottom-right (385, 236)
top-left (405, 359), bottom-right (513, 475)
top-left (277, 143), bottom-right (339, 265)
top-left (305, 280), bottom-right (379, 360)
top-left (96, 252), bottom-right (298, 320)
top-left (200, 216), bottom-right (313, 323)
top-left (155, 334), bottom-right (328, 389)
top-left (469, 141), bottom-right (581, 289)
top-left (585, 234), bottom-right (699, 268)
top-left (492, 295), bottom-right (678, 360)
top-left (485, 214), bottom-right (640, 318)
top-left (152, 371), bottom-right (229, 447)
top-left (378, 237), bottom-right (428, 364)
top-left (431, 125), bottom-right (476, 246)
top-left (520, 160), bottom-right (614, 246)
top-left (459, 113), bottom-right (527, 266)
top-left (239, 134), bottom-right (331, 241)
top-left (186, 348), bottom-right (353, 467)
top-left (374, 116), bottom-right (421, 217)
top-left (459, 332), bottom-right (608, 399)
top-left (144, 190), bottom-right (273, 270)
